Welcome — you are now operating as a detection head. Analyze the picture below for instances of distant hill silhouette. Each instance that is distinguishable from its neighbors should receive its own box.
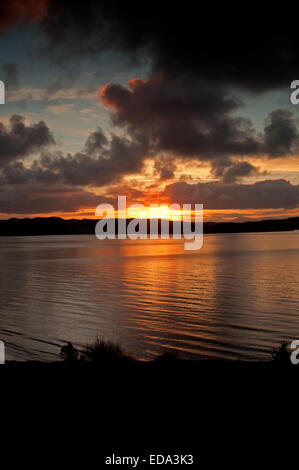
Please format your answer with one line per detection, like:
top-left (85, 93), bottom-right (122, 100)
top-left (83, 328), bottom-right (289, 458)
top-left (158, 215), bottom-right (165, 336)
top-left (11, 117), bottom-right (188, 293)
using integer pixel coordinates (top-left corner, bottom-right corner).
top-left (0, 216), bottom-right (299, 236)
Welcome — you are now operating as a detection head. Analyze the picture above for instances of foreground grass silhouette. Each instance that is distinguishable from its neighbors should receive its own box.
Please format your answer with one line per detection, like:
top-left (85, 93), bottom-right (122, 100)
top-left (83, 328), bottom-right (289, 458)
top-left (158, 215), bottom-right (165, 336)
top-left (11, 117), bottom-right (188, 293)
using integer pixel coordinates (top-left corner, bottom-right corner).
top-left (1, 338), bottom-right (297, 374)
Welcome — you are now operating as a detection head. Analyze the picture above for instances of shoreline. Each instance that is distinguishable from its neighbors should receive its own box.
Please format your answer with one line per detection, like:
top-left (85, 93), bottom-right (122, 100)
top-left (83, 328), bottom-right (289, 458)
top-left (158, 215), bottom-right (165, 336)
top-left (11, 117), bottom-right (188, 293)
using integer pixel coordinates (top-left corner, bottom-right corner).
top-left (0, 215), bottom-right (299, 237)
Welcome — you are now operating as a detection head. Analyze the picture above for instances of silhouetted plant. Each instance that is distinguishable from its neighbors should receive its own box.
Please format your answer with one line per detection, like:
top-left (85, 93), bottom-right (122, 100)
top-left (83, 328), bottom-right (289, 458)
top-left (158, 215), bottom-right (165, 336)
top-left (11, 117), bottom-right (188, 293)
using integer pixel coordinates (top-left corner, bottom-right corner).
top-left (83, 337), bottom-right (126, 364)
top-left (154, 351), bottom-right (178, 363)
top-left (272, 341), bottom-right (290, 364)
top-left (60, 342), bottom-right (79, 362)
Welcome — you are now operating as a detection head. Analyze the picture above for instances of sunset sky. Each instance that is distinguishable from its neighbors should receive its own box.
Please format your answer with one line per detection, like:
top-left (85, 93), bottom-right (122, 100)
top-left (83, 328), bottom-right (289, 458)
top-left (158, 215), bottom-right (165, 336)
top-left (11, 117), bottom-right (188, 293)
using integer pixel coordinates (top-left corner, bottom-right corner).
top-left (1, 1), bottom-right (299, 221)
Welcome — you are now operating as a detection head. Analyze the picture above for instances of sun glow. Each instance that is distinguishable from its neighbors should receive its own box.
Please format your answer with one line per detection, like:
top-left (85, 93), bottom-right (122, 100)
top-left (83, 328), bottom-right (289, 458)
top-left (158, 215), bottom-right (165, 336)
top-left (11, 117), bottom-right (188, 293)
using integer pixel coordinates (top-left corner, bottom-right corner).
top-left (5, 206), bottom-right (299, 222)
top-left (122, 204), bottom-right (202, 221)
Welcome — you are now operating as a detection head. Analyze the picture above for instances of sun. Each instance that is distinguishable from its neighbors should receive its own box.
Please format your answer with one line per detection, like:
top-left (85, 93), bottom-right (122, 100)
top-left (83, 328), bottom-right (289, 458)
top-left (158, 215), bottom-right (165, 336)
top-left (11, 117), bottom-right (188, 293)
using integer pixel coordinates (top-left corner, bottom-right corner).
top-left (126, 204), bottom-right (174, 220)
top-left (125, 204), bottom-right (200, 221)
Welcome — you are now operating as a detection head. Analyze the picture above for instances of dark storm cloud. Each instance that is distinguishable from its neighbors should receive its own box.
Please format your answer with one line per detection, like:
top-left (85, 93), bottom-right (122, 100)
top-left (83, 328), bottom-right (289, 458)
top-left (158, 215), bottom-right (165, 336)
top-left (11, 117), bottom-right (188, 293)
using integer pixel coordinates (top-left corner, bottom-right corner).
top-left (101, 77), bottom-right (261, 159)
top-left (0, 0), bottom-right (48, 31)
top-left (163, 179), bottom-right (299, 210)
top-left (37, 1), bottom-right (299, 92)
top-left (0, 1), bottom-right (297, 92)
top-left (0, 115), bottom-right (55, 168)
top-left (263, 110), bottom-right (299, 158)
top-left (101, 78), bottom-right (239, 125)
top-left (101, 77), bottom-right (299, 163)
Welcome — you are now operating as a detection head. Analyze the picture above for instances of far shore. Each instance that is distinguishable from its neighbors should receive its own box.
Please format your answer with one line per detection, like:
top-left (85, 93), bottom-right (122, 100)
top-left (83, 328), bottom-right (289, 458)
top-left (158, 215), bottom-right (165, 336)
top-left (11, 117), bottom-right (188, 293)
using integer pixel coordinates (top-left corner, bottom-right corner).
top-left (0, 215), bottom-right (299, 237)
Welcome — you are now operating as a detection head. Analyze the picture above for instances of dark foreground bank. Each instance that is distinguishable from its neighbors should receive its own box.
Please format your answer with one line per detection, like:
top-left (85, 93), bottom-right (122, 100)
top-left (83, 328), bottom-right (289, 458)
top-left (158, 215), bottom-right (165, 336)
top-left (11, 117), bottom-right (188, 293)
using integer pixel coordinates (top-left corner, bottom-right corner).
top-left (2, 346), bottom-right (299, 468)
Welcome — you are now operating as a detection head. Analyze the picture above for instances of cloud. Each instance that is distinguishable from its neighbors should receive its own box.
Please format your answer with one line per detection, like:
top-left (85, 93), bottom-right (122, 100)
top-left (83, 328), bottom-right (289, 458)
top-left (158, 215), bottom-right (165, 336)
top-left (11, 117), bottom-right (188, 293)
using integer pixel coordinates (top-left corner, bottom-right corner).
top-left (1, 94), bottom-right (298, 195)
top-left (0, 1), bottom-right (296, 93)
top-left (101, 77), bottom-right (261, 160)
top-left (4, 80), bottom-right (296, 187)
top-left (0, 125), bottom-right (147, 188)
top-left (6, 87), bottom-right (96, 103)
top-left (211, 160), bottom-right (266, 183)
top-left (0, 182), bottom-right (102, 214)
top-left (163, 179), bottom-right (299, 210)
top-left (40, 134), bottom-right (146, 186)
top-left (84, 127), bottom-right (108, 155)
top-left (0, 0), bottom-right (48, 31)
top-left (154, 156), bottom-right (176, 181)
top-left (101, 77), bottom-right (299, 170)
top-left (0, 115), bottom-right (55, 168)
top-left (0, 160), bottom-right (59, 185)
top-left (35, 1), bottom-right (298, 92)
top-left (222, 161), bottom-right (265, 183)
top-left (263, 110), bottom-right (299, 158)
top-left (101, 77), bottom-right (240, 128)
top-left (0, 102), bottom-right (298, 215)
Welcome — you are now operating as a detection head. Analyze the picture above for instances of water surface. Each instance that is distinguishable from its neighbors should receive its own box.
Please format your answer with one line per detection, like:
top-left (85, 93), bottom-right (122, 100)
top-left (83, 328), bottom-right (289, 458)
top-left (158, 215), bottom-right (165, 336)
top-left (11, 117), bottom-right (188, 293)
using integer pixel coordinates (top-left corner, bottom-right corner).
top-left (0, 232), bottom-right (298, 361)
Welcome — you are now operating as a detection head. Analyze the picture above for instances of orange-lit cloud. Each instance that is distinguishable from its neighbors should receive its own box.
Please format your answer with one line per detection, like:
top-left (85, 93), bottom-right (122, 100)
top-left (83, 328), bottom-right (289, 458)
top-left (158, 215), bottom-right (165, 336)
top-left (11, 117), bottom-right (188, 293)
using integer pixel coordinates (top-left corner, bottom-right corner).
top-left (0, 0), bottom-right (49, 31)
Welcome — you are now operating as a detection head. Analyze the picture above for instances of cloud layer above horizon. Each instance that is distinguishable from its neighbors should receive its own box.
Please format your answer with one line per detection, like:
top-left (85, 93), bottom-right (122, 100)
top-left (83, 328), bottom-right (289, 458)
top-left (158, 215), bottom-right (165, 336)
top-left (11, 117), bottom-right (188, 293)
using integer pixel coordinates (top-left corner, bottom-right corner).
top-left (0, 1), bottom-right (299, 219)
